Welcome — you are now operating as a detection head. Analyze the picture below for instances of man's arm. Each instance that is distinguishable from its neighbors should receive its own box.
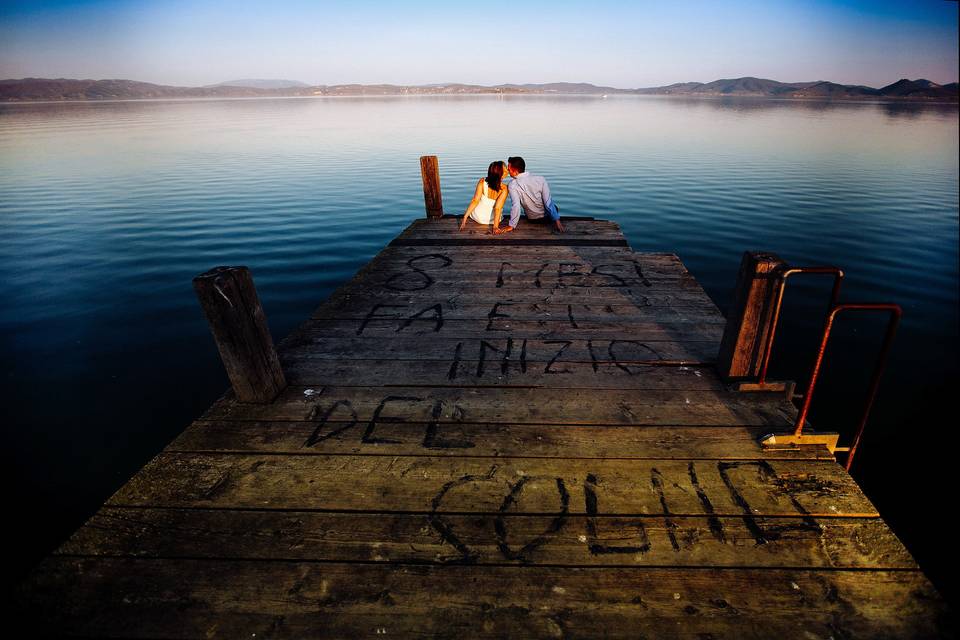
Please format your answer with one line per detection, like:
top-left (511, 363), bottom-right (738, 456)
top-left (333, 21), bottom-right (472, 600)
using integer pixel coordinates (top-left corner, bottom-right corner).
top-left (505, 181), bottom-right (522, 229)
top-left (540, 177), bottom-right (552, 212)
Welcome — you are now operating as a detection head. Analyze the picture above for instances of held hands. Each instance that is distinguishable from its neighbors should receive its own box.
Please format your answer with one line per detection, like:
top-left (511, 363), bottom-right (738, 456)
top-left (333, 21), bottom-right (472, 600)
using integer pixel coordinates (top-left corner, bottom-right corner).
top-left (462, 218), bottom-right (515, 234)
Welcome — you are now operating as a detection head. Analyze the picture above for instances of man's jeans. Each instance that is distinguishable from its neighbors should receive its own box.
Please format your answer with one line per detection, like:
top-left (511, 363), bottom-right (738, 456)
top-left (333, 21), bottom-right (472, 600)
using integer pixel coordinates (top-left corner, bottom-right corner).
top-left (545, 199), bottom-right (560, 223)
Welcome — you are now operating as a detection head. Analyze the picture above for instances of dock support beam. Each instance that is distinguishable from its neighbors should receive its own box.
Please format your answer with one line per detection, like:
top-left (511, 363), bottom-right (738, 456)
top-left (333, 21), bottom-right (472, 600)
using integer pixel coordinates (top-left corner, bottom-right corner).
top-left (193, 266), bottom-right (286, 403)
top-left (717, 251), bottom-right (787, 382)
top-left (420, 155), bottom-right (444, 219)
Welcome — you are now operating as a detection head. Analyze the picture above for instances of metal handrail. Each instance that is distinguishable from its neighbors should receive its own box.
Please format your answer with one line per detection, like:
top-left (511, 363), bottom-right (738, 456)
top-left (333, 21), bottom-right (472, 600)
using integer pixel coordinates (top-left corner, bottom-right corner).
top-left (757, 267), bottom-right (844, 387)
top-left (792, 303), bottom-right (902, 471)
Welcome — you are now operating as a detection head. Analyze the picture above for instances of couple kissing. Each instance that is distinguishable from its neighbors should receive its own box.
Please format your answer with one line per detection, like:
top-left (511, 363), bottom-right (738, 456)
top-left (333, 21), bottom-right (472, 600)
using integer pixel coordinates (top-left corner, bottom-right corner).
top-left (459, 156), bottom-right (565, 234)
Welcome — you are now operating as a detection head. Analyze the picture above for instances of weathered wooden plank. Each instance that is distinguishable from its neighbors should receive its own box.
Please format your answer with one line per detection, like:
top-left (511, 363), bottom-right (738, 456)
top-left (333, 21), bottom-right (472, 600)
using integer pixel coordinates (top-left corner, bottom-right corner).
top-left (423, 229), bottom-right (630, 240)
top-left (303, 318), bottom-right (725, 341)
top-left (412, 216), bottom-right (622, 227)
top-left (318, 286), bottom-right (717, 315)
top-left (391, 237), bottom-right (632, 247)
top-left (108, 454), bottom-right (877, 517)
top-left (18, 559), bottom-right (945, 639)
top-left (324, 286), bottom-right (710, 308)
top-left (398, 222), bottom-right (627, 237)
top-left (59, 508), bottom-right (915, 569)
top-left (280, 358), bottom-right (725, 390)
top-left (360, 258), bottom-right (693, 286)
top-left (202, 386), bottom-right (795, 427)
top-left (362, 253), bottom-right (695, 283)
top-left (378, 247), bottom-right (679, 264)
top-left (278, 336), bottom-right (720, 364)
top-left (332, 246), bottom-right (682, 271)
top-left (170, 422), bottom-right (830, 460)
top-left (312, 310), bottom-right (724, 328)
top-left (367, 248), bottom-right (682, 263)
top-left (356, 272), bottom-right (704, 290)
top-left (377, 245), bottom-right (673, 256)
top-left (359, 261), bottom-right (694, 278)
top-left (323, 263), bottom-right (707, 293)
top-left (314, 291), bottom-right (720, 316)
top-left (312, 301), bottom-right (724, 322)
top-left (360, 278), bottom-right (702, 296)
top-left (356, 281), bottom-right (704, 299)
top-left (400, 218), bottom-right (624, 237)
top-left (408, 219), bottom-right (624, 233)
top-left (324, 254), bottom-right (705, 286)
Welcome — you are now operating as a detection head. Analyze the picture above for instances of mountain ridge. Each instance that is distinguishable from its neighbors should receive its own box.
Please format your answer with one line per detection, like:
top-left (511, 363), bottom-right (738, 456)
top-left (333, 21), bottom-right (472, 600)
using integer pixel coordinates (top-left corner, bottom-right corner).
top-left (208, 78), bottom-right (309, 89)
top-left (1, 76), bottom-right (956, 101)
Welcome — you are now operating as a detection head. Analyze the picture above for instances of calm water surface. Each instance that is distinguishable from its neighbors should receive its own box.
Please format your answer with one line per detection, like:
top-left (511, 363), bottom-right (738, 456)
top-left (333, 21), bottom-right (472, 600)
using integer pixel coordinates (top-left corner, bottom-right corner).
top-left (1, 96), bottom-right (957, 597)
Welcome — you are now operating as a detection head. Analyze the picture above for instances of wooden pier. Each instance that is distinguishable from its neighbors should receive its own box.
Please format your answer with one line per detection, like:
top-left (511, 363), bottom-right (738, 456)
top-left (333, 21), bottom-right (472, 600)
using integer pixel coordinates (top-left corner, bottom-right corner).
top-left (15, 174), bottom-right (949, 636)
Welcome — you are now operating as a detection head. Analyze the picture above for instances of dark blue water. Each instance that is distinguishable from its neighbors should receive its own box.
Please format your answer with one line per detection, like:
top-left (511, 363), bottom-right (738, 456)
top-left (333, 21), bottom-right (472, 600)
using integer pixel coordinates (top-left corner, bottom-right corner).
top-left (1, 96), bottom-right (957, 598)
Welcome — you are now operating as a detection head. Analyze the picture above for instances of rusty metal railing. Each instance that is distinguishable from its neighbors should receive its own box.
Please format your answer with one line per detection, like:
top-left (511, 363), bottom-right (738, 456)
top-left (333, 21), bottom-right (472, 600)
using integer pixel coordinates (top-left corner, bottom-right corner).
top-left (757, 267), bottom-right (845, 387)
top-left (791, 303), bottom-right (902, 471)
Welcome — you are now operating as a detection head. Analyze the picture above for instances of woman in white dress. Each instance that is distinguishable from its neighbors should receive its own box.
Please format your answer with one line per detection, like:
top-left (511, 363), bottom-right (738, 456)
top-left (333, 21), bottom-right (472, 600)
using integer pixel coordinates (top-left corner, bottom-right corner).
top-left (459, 161), bottom-right (509, 231)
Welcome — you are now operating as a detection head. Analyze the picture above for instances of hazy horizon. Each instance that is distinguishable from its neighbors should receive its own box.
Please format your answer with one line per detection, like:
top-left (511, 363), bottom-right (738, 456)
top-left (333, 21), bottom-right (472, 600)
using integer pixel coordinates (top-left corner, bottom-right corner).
top-left (1, 0), bottom-right (957, 88)
top-left (3, 75), bottom-right (958, 90)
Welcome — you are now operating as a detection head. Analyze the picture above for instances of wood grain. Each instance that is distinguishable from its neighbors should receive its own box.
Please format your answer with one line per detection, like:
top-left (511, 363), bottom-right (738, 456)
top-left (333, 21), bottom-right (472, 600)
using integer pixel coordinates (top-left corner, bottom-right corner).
top-left (17, 216), bottom-right (944, 637)
top-left (17, 559), bottom-right (946, 639)
top-left (107, 453), bottom-right (878, 517)
top-left (60, 507), bottom-right (915, 569)
top-left (202, 385), bottom-right (798, 426)
top-left (419, 156), bottom-right (443, 218)
top-left (170, 422), bottom-right (831, 460)
top-left (192, 266), bottom-right (286, 403)
top-left (279, 336), bottom-right (721, 365)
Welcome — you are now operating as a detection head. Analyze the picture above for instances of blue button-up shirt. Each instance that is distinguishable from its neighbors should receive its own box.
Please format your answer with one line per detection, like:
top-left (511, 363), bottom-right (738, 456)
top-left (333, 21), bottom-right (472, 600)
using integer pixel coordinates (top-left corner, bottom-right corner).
top-left (507, 172), bottom-right (555, 228)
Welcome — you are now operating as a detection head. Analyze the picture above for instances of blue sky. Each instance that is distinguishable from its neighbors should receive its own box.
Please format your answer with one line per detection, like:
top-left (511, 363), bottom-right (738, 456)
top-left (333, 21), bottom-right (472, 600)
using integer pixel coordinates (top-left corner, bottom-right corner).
top-left (1, 0), bottom-right (957, 87)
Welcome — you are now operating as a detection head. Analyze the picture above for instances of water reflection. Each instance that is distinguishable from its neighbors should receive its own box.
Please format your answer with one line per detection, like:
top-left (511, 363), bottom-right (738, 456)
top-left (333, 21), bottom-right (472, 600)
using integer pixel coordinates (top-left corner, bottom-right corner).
top-left (645, 95), bottom-right (960, 119)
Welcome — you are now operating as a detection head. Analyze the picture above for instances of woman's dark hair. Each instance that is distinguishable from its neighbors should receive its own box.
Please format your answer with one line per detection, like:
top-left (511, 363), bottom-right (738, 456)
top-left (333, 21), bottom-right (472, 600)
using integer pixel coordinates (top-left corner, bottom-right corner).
top-left (485, 161), bottom-right (505, 192)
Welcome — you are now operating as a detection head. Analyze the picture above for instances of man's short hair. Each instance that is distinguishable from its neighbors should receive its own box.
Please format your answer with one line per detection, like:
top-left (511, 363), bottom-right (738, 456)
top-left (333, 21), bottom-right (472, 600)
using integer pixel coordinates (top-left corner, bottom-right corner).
top-left (507, 156), bottom-right (525, 173)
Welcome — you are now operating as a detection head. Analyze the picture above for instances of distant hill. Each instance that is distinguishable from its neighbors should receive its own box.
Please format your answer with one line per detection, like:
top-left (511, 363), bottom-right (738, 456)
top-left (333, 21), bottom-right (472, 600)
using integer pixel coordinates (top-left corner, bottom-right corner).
top-left (0, 78), bottom-right (296, 101)
top-left (500, 82), bottom-right (624, 94)
top-left (210, 79), bottom-right (309, 89)
top-left (1, 76), bottom-right (956, 102)
top-left (785, 81), bottom-right (880, 98)
top-left (877, 79), bottom-right (958, 99)
top-left (635, 77), bottom-right (812, 96)
top-left (633, 76), bottom-right (957, 100)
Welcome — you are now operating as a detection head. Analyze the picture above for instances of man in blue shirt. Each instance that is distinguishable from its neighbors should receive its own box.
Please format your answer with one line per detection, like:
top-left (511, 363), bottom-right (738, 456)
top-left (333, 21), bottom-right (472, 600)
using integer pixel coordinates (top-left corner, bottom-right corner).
top-left (494, 156), bottom-right (565, 234)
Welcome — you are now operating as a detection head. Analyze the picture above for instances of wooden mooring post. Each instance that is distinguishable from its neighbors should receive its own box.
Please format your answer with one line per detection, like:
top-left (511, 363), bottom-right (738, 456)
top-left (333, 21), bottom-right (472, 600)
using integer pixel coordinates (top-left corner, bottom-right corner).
top-left (192, 266), bottom-right (286, 403)
top-left (419, 155), bottom-right (443, 219)
top-left (717, 251), bottom-right (787, 382)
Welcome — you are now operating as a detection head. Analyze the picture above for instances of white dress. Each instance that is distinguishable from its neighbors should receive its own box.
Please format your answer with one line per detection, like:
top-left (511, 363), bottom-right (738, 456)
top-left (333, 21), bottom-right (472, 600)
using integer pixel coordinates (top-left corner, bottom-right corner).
top-left (470, 180), bottom-right (501, 225)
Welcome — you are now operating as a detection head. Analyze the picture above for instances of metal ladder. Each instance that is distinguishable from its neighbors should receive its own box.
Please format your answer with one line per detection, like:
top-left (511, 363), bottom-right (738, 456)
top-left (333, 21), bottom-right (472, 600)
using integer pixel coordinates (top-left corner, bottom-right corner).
top-left (754, 266), bottom-right (902, 471)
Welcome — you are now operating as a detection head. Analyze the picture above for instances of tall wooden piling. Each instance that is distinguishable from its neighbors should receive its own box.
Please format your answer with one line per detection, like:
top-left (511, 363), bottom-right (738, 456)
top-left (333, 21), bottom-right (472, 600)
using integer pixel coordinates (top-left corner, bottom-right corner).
top-left (717, 251), bottom-right (787, 381)
top-left (192, 266), bottom-right (286, 403)
top-left (419, 155), bottom-right (443, 218)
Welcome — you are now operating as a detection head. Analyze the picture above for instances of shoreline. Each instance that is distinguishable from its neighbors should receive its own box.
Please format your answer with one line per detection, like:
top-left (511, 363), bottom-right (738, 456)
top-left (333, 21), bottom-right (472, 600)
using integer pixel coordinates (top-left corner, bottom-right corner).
top-left (3, 93), bottom-right (958, 106)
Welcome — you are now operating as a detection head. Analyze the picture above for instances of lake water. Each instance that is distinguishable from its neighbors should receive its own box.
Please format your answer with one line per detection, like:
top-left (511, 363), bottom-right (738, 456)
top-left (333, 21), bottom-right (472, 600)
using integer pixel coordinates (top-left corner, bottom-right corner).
top-left (1, 96), bottom-right (957, 598)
